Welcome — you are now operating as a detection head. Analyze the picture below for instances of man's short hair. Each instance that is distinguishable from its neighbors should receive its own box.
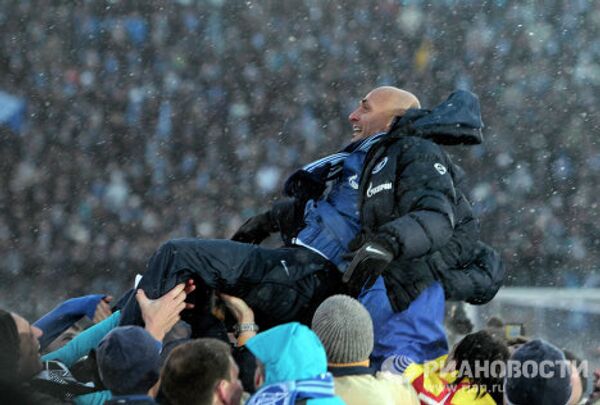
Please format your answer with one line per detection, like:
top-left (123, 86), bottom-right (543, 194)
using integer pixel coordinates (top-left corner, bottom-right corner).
top-left (452, 330), bottom-right (509, 404)
top-left (161, 338), bottom-right (232, 405)
top-left (0, 309), bottom-right (20, 383)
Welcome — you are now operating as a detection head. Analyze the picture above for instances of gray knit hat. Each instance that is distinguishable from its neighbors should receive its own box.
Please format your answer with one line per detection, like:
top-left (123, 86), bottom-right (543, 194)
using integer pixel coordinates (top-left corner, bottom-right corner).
top-left (311, 295), bottom-right (374, 364)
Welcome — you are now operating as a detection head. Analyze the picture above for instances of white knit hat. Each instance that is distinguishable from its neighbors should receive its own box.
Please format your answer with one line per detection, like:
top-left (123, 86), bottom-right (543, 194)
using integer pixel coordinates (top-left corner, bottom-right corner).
top-left (311, 294), bottom-right (374, 364)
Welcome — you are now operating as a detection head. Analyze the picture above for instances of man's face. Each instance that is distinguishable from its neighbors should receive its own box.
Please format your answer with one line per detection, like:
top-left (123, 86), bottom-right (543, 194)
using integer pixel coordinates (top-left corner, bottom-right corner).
top-left (218, 356), bottom-right (243, 405)
top-left (12, 313), bottom-right (43, 379)
top-left (348, 89), bottom-right (397, 143)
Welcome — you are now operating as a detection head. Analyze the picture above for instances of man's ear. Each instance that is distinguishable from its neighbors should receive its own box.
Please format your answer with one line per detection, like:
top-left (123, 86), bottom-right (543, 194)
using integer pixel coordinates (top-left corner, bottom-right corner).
top-left (386, 113), bottom-right (404, 132)
top-left (216, 379), bottom-right (229, 404)
top-left (254, 368), bottom-right (265, 390)
top-left (147, 378), bottom-right (161, 398)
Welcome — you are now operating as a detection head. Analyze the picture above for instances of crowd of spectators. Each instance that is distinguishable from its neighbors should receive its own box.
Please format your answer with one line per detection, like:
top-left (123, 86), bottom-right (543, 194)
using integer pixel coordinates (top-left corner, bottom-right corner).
top-left (1, 0), bottom-right (600, 317)
top-left (0, 288), bottom-right (596, 404)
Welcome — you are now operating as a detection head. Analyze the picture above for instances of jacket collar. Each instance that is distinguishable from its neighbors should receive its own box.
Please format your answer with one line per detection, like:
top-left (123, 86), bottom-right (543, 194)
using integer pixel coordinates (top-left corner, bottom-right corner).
top-left (387, 90), bottom-right (484, 146)
top-left (328, 364), bottom-right (376, 377)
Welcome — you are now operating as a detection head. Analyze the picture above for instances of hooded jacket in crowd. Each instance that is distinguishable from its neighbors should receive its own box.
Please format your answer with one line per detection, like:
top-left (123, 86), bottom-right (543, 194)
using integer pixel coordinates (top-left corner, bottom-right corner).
top-left (245, 322), bottom-right (344, 405)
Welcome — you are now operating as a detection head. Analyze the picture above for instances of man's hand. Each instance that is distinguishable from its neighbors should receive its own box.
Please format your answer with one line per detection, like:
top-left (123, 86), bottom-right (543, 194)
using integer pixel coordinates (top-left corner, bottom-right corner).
top-left (136, 280), bottom-right (196, 342)
top-left (284, 162), bottom-right (332, 200)
top-left (231, 212), bottom-right (273, 244)
top-left (343, 241), bottom-right (393, 296)
top-left (92, 296), bottom-right (113, 324)
top-left (220, 293), bottom-right (258, 345)
top-left (220, 293), bottom-right (255, 324)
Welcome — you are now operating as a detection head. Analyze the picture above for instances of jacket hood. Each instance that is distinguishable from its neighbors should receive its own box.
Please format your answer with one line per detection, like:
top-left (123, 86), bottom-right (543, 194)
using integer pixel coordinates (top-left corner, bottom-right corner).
top-left (389, 89), bottom-right (484, 145)
top-left (246, 322), bottom-right (328, 385)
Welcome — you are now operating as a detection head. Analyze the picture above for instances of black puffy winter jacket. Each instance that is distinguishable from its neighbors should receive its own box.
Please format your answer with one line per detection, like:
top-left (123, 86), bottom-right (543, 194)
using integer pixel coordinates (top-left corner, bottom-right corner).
top-left (351, 90), bottom-right (504, 311)
top-left (268, 91), bottom-right (504, 312)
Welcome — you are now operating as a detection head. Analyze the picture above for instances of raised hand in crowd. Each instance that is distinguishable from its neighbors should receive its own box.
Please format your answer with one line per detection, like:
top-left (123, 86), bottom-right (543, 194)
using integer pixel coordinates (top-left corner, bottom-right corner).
top-left (136, 280), bottom-right (196, 341)
top-left (92, 295), bottom-right (113, 324)
top-left (220, 293), bottom-right (255, 324)
top-left (220, 293), bottom-right (259, 345)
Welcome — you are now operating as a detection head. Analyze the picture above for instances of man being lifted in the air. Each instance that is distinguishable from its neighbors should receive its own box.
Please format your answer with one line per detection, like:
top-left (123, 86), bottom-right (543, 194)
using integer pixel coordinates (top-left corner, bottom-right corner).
top-left (120, 86), bottom-right (503, 368)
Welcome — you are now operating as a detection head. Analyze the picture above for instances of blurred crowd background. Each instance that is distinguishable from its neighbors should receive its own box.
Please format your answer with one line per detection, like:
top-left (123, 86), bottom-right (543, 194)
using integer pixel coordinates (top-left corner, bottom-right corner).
top-left (1, 0), bottom-right (600, 318)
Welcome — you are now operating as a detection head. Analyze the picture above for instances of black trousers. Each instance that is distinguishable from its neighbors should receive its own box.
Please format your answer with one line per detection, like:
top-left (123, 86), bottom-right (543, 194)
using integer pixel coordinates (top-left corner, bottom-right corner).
top-left (119, 238), bottom-right (342, 329)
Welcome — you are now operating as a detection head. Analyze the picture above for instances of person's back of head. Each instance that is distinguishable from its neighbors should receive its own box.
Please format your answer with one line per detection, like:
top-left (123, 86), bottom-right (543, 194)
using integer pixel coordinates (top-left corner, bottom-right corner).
top-left (0, 309), bottom-right (43, 384)
top-left (161, 338), bottom-right (242, 405)
top-left (505, 339), bottom-right (571, 405)
top-left (0, 309), bottom-right (20, 384)
top-left (96, 326), bottom-right (161, 396)
top-left (311, 297), bottom-right (419, 404)
top-left (451, 330), bottom-right (509, 404)
top-left (311, 294), bottom-right (374, 365)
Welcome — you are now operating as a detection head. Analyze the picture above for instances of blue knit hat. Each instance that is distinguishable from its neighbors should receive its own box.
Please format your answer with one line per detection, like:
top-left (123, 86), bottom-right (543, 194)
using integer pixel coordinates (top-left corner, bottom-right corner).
top-left (505, 339), bottom-right (572, 405)
top-left (97, 326), bottom-right (162, 395)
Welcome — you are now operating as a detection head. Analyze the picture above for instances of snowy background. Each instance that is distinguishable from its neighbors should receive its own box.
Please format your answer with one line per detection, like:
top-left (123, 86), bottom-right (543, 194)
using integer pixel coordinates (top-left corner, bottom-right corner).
top-left (0, 0), bottom-right (599, 338)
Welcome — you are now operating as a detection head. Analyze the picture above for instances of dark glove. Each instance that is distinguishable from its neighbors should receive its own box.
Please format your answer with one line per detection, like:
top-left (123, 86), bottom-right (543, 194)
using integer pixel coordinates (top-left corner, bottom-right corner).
top-left (231, 212), bottom-right (275, 244)
top-left (342, 241), bottom-right (393, 297)
top-left (382, 260), bottom-right (434, 313)
top-left (284, 163), bottom-right (332, 199)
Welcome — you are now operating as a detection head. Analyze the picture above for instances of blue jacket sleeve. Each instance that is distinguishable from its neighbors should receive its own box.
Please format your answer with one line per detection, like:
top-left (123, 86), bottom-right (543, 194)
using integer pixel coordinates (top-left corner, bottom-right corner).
top-left (34, 294), bottom-right (106, 350)
top-left (41, 310), bottom-right (121, 367)
top-left (74, 390), bottom-right (112, 405)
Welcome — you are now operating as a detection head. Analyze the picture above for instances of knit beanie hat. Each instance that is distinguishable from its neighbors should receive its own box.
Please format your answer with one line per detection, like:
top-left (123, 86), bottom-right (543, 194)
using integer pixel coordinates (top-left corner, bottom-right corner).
top-left (0, 309), bottom-right (20, 383)
top-left (505, 339), bottom-right (572, 405)
top-left (311, 295), bottom-right (374, 364)
top-left (97, 326), bottom-right (162, 395)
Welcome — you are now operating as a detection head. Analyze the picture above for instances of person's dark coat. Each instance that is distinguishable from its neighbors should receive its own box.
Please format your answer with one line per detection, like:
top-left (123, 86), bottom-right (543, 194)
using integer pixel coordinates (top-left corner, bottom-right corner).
top-left (352, 90), bottom-right (503, 311)
top-left (273, 90), bottom-right (503, 312)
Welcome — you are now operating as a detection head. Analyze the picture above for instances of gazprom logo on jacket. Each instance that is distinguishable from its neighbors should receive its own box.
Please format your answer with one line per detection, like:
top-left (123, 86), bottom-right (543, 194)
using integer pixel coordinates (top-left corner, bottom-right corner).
top-left (348, 174), bottom-right (359, 190)
top-left (366, 181), bottom-right (392, 198)
top-left (372, 156), bottom-right (388, 174)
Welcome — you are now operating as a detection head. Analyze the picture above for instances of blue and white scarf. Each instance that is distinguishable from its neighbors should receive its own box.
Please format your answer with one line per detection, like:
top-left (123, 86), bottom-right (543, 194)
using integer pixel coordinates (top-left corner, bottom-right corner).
top-left (284, 132), bottom-right (386, 198)
top-left (246, 372), bottom-right (337, 405)
top-left (302, 132), bottom-right (386, 178)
